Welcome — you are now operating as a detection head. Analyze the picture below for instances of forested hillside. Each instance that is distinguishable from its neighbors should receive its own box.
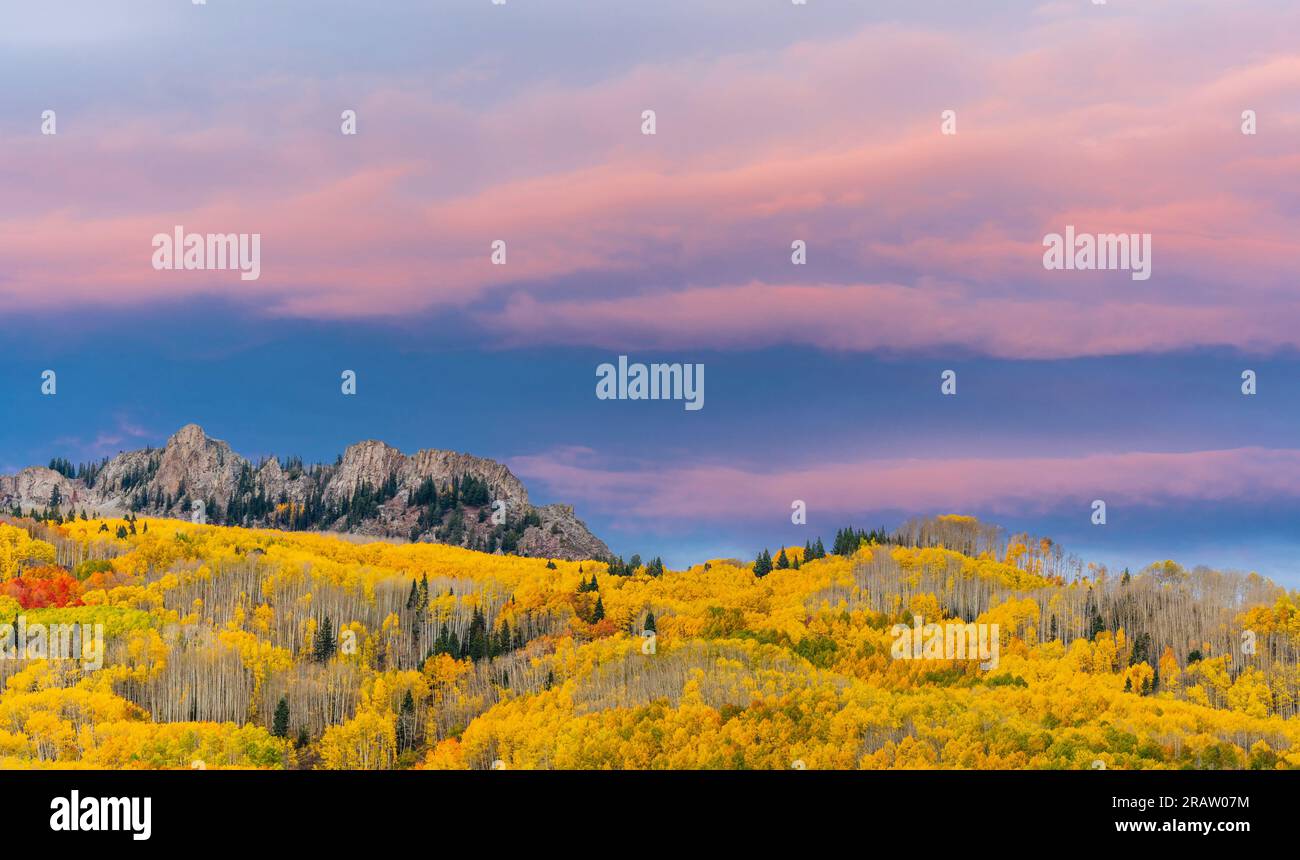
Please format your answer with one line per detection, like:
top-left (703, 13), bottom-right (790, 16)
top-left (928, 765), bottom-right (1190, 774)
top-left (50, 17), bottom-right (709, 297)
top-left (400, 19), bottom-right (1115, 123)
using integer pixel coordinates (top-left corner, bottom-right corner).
top-left (1, 513), bottom-right (1296, 769)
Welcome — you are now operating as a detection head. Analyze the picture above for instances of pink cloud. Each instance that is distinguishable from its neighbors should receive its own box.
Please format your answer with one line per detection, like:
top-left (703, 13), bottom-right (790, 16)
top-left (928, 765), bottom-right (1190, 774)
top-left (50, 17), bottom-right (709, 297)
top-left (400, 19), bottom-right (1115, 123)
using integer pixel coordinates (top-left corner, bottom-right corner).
top-left (1, 6), bottom-right (1297, 354)
top-left (511, 447), bottom-right (1300, 524)
top-left (484, 282), bottom-right (1295, 358)
top-left (51, 415), bottom-right (155, 460)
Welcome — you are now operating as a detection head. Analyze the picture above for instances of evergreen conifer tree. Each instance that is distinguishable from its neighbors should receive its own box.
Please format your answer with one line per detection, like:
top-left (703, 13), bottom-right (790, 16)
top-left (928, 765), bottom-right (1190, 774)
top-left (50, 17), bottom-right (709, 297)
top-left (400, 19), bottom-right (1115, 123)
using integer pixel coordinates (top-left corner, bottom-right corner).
top-left (272, 696), bottom-right (290, 738)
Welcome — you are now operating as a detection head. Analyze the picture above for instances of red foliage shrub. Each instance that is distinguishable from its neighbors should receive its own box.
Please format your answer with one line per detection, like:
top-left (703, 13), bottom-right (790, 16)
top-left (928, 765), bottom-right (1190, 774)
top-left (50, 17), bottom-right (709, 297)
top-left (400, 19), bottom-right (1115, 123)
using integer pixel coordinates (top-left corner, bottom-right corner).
top-left (0, 568), bottom-right (84, 609)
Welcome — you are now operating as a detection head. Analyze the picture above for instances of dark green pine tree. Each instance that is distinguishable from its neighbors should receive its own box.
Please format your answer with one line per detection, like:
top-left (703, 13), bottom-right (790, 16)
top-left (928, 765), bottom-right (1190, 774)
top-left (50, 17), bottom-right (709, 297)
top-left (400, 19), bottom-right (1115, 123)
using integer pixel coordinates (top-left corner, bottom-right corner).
top-left (814, 538), bottom-right (826, 559)
top-left (592, 595), bottom-right (606, 622)
top-left (1089, 610), bottom-right (1106, 639)
top-left (832, 527), bottom-right (858, 555)
top-left (1129, 632), bottom-right (1152, 667)
top-left (418, 574), bottom-right (430, 611)
top-left (466, 608), bottom-right (488, 661)
top-left (775, 547), bottom-right (790, 569)
top-left (406, 579), bottom-right (419, 610)
top-left (753, 549), bottom-right (773, 577)
top-left (396, 690), bottom-right (417, 752)
top-left (314, 616), bottom-right (336, 662)
top-left (497, 619), bottom-right (513, 657)
top-left (272, 696), bottom-right (290, 738)
top-left (644, 612), bottom-right (656, 633)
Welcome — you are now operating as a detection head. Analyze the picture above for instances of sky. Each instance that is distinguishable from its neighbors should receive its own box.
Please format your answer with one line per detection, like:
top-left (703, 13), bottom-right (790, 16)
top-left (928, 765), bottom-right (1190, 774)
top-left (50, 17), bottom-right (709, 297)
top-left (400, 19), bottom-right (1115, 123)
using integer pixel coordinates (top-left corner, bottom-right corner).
top-left (1, 1), bottom-right (1298, 583)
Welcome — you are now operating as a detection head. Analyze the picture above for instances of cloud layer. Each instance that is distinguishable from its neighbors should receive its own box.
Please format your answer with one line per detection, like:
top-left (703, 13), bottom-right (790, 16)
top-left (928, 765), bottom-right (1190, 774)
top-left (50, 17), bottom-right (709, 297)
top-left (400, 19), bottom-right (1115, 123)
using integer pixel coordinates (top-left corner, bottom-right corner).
top-left (512, 446), bottom-right (1300, 525)
top-left (2, 2), bottom-right (1297, 358)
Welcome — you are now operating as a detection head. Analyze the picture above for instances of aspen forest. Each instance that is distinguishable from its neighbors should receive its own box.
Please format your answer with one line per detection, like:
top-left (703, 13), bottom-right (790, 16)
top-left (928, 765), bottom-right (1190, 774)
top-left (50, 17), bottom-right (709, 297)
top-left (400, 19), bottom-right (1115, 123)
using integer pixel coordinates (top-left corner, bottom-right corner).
top-left (1, 512), bottom-right (1297, 770)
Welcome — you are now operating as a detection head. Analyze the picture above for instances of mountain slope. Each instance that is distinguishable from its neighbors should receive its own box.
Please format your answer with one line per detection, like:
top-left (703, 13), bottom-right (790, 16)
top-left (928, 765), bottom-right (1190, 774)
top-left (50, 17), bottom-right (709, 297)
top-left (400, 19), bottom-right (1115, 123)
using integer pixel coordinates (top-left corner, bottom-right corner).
top-left (0, 424), bottom-right (609, 561)
top-left (2, 515), bottom-right (1296, 770)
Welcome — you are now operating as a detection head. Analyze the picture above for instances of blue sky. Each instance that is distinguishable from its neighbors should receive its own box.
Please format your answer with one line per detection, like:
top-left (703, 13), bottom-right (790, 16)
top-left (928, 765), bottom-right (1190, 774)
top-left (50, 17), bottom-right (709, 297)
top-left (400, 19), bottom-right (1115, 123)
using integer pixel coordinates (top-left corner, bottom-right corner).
top-left (2, 1), bottom-right (1298, 584)
top-left (3, 304), bottom-right (1298, 583)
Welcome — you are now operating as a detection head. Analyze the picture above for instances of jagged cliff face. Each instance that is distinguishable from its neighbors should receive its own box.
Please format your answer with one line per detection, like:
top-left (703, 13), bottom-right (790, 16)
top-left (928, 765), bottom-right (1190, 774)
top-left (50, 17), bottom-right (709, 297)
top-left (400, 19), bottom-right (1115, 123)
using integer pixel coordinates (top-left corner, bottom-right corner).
top-left (0, 467), bottom-right (76, 511)
top-left (0, 424), bottom-right (610, 561)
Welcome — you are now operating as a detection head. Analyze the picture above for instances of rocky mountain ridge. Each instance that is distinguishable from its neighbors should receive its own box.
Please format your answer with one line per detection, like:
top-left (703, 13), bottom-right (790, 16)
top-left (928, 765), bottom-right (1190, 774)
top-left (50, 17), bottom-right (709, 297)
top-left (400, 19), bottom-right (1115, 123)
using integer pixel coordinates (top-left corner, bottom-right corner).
top-left (0, 424), bottom-right (609, 561)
